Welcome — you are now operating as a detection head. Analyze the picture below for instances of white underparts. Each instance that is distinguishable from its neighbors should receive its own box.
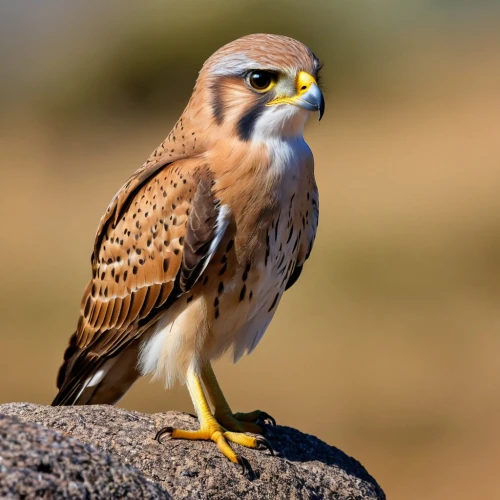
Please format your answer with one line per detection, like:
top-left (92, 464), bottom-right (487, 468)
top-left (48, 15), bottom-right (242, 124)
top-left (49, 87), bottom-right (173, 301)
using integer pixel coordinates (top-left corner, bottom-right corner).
top-left (138, 326), bottom-right (166, 376)
top-left (139, 134), bottom-right (313, 386)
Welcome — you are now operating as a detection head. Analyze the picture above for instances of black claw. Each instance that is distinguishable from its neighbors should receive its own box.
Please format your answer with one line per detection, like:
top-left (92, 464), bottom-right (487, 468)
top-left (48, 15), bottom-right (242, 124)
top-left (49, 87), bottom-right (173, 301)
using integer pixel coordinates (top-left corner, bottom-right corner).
top-left (155, 426), bottom-right (174, 443)
top-left (255, 436), bottom-right (275, 456)
top-left (237, 455), bottom-right (251, 477)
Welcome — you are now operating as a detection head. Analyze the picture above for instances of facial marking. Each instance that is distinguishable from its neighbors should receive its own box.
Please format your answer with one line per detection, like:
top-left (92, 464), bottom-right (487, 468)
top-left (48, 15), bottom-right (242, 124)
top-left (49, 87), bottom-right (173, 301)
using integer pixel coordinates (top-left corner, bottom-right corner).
top-left (237, 93), bottom-right (269, 141)
top-left (205, 37), bottom-right (323, 142)
top-left (209, 55), bottom-right (260, 77)
top-left (210, 82), bottom-right (225, 125)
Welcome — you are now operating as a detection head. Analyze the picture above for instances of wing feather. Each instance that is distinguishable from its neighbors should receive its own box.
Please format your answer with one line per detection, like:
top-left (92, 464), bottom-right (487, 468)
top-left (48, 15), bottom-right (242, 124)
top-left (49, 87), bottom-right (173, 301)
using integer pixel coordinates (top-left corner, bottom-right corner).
top-left (53, 159), bottom-right (229, 405)
top-left (140, 282), bottom-right (162, 318)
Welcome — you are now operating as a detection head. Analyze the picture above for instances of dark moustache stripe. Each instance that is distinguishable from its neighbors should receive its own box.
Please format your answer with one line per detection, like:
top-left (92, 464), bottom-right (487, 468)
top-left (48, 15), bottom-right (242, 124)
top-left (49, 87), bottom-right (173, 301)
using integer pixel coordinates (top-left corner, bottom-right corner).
top-left (237, 93), bottom-right (269, 141)
top-left (210, 76), bottom-right (271, 141)
top-left (237, 103), bottom-right (265, 141)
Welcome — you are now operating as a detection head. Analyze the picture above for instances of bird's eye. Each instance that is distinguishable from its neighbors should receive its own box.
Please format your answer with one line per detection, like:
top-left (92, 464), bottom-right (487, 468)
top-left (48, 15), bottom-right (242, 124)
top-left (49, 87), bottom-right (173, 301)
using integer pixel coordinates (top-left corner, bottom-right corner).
top-left (247, 71), bottom-right (276, 92)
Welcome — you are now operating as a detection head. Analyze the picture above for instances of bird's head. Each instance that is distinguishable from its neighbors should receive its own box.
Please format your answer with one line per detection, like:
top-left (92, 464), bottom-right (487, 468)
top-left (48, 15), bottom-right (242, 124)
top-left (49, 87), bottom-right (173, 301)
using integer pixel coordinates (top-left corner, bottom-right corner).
top-left (190, 34), bottom-right (324, 142)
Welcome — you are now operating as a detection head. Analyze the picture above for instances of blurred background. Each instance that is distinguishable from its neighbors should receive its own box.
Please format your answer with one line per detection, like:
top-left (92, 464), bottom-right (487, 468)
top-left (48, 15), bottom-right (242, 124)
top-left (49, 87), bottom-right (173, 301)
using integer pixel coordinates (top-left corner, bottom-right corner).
top-left (1, 0), bottom-right (500, 498)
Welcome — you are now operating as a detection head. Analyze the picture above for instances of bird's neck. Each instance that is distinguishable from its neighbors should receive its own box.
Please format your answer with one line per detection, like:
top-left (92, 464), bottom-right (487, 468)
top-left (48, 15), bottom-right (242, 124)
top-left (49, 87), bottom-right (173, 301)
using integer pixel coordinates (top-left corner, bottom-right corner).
top-left (207, 133), bottom-right (312, 260)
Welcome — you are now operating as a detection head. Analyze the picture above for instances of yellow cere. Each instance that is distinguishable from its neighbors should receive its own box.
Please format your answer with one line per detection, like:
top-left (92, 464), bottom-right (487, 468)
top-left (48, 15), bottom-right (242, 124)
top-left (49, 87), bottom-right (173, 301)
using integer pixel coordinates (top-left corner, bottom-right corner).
top-left (266, 71), bottom-right (318, 107)
top-left (296, 71), bottom-right (317, 95)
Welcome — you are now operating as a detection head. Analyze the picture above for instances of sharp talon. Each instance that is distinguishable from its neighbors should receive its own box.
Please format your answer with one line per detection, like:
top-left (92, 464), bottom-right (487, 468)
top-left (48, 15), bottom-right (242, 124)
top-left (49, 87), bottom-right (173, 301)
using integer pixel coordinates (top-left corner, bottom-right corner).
top-left (237, 455), bottom-right (252, 478)
top-left (255, 436), bottom-right (275, 456)
top-left (155, 426), bottom-right (174, 443)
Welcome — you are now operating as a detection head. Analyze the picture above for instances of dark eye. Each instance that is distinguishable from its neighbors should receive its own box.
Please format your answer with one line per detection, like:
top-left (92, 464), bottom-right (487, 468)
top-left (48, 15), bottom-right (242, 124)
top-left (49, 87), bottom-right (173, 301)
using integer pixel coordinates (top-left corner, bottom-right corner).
top-left (247, 71), bottom-right (276, 92)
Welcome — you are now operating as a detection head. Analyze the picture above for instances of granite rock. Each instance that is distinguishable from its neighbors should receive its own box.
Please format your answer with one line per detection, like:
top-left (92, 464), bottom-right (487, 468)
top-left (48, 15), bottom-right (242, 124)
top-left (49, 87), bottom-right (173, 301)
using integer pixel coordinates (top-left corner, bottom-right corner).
top-left (0, 412), bottom-right (169, 499)
top-left (0, 402), bottom-right (385, 499)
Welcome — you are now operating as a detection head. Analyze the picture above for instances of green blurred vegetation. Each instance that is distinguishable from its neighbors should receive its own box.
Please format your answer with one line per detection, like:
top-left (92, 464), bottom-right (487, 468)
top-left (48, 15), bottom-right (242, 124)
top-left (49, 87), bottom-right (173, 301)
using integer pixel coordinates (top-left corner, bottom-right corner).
top-left (1, 1), bottom-right (500, 499)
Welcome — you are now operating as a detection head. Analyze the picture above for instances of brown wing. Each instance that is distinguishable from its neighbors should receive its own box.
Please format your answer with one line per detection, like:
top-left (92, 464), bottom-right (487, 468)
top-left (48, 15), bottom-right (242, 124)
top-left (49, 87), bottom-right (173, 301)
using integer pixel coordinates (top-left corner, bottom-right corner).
top-left (94, 139), bottom-right (180, 254)
top-left (53, 159), bottom-right (228, 405)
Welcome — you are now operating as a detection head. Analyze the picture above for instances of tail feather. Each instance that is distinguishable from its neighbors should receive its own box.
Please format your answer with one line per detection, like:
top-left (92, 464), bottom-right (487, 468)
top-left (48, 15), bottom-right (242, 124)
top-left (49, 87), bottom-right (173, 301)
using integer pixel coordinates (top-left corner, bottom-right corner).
top-left (56, 331), bottom-right (79, 391)
top-left (52, 353), bottom-right (103, 406)
top-left (52, 335), bottom-right (141, 406)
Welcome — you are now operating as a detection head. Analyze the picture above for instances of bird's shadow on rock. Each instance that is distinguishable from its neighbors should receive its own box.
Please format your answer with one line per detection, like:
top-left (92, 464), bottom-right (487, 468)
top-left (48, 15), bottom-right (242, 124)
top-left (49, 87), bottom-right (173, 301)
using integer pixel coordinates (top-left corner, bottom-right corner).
top-left (161, 413), bottom-right (382, 492)
top-left (268, 425), bottom-right (379, 487)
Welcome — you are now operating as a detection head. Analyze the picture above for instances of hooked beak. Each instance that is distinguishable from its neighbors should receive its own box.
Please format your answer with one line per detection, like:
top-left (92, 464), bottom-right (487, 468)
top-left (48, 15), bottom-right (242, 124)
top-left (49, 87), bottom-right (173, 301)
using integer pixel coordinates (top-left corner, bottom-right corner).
top-left (266, 71), bottom-right (325, 121)
top-left (294, 71), bottom-right (325, 121)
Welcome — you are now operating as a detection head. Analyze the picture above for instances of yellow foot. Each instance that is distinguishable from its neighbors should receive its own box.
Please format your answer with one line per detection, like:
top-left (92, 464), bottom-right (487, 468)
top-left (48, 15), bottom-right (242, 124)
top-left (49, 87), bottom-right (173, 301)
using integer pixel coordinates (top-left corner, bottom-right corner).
top-left (155, 422), bottom-right (274, 471)
top-left (215, 410), bottom-right (276, 434)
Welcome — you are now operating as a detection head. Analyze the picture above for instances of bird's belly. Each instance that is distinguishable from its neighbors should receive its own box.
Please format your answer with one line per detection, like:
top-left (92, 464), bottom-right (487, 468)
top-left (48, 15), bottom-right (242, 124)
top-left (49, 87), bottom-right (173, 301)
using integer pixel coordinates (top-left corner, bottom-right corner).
top-left (139, 186), bottom-right (312, 385)
top-left (229, 269), bottom-right (285, 362)
top-left (216, 218), bottom-right (303, 362)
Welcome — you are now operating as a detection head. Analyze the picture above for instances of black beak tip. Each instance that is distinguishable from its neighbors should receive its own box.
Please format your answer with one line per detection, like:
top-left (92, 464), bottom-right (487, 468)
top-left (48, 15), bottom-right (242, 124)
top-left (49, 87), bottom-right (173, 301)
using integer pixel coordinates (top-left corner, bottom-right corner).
top-left (318, 98), bottom-right (325, 121)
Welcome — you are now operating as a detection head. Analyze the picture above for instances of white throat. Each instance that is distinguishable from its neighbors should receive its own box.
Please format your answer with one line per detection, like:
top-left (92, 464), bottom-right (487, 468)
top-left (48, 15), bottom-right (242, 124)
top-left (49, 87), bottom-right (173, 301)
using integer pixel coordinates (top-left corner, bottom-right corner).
top-left (251, 105), bottom-right (310, 142)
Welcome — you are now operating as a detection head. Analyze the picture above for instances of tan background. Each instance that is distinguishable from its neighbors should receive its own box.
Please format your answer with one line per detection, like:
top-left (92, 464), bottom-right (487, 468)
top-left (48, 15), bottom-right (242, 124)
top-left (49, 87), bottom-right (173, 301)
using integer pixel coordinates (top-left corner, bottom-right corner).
top-left (1, 1), bottom-right (500, 498)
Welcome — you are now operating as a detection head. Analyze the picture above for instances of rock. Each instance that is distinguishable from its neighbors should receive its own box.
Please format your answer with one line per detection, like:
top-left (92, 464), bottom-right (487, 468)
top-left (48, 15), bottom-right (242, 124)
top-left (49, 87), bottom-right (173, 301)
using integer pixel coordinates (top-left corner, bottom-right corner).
top-left (0, 412), bottom-right (169, 499)
top-left (0, 402), bottom-right (385, 499)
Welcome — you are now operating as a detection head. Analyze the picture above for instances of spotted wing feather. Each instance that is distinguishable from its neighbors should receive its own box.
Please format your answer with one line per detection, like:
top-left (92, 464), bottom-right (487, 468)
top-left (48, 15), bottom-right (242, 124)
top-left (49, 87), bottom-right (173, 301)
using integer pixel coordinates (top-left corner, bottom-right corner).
top-left (53, 161), bottom-right (227, 405)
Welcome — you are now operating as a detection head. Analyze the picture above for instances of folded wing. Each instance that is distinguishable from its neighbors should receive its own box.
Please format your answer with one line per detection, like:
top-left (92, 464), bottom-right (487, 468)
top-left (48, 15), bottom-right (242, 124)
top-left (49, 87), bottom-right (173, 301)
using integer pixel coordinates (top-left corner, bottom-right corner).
top-left (53, 159), bottom-right (229, 405)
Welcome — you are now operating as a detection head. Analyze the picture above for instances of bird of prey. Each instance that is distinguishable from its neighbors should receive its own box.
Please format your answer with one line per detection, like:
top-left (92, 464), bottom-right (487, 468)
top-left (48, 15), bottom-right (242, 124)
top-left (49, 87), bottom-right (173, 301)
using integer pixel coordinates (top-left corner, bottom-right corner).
top-left (53, 33), bottom-right (323, 468)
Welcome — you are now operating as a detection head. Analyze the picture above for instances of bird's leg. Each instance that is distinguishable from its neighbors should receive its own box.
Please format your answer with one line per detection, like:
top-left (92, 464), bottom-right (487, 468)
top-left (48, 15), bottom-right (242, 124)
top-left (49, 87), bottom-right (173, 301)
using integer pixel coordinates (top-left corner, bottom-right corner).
top-left (201, 362), bottom-right (276, 435)
top-left (155, 366), bottom-right (273, 468)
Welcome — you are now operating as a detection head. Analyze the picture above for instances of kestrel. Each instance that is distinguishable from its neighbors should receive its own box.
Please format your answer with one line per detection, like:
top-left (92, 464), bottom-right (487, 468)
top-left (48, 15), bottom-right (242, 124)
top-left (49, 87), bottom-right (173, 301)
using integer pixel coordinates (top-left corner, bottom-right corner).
top-left (53, 34), bottom-right (323, 468)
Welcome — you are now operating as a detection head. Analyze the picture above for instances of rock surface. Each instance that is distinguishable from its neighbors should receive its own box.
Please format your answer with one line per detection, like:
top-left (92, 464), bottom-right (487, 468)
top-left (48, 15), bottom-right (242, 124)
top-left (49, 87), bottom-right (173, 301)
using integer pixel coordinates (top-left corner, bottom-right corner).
top-left (0, 412), bottom-right (169, 499)
top-left (0, 402), bottom-right (385, 499)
